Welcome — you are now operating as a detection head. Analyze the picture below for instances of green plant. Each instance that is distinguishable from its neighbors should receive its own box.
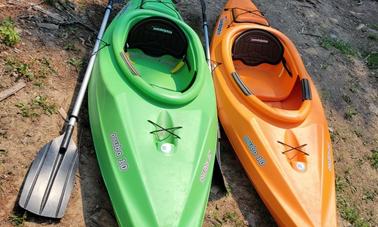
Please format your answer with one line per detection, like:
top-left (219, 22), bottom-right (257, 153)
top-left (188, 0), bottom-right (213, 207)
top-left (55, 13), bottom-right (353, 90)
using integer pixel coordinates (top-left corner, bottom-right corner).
top-left (368, 23), bottom-right (378, 31)
top-left (8, 212), bottom-right (27, 227)
top-left (39, 57), bottom-right (57, 74)
top-left (68, 57), bottom-right (83, 72)
top-left (370, 149), bottom-right (378, 169)
top-left (344, 107), bottom-right (358, 120)
top-left (366, 53), bottom-right (378, 69)
top-left (335, 176), bottom-right (347, 192)
top-left (15, 96), bottom-right (57, 117)
top-left (362, 189), bottom-right (377, 201)
top-left (337, 199), bottom-right (369, 227)
top-left (32, 96), bottom-right (57, 115)
top-left (320, 37), bottom-right (358, 56)
top-left (0, 17), bottom-right (20, 46)
top-left (15, 103), bottom-right (39, 118)
top-left (33, 80), bottom-right (44, 88)
top-left (223, 211), bottom-right (237, 222)
top-left (5, 58), bottom-right (34, 80)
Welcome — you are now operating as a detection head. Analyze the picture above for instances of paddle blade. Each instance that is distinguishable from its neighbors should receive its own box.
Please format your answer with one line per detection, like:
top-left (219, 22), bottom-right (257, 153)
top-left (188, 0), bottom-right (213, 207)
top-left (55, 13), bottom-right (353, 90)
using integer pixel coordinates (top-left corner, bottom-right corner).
top-left (19, 134), bottom-right (78, 218)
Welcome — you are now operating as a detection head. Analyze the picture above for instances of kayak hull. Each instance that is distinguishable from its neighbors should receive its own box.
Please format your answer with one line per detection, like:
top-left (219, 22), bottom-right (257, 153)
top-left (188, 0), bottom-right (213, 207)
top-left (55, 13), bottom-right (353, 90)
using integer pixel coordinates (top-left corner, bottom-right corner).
top-left (211, 0), bottom-right (337, 226)
top-left (88, 1), bottom-right (217, 226)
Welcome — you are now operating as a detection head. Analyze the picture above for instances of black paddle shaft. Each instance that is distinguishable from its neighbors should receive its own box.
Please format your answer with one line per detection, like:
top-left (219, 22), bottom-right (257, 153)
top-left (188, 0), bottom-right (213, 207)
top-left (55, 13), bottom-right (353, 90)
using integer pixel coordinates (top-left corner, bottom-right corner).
top-left (199, 0), bottom-right (211, 68)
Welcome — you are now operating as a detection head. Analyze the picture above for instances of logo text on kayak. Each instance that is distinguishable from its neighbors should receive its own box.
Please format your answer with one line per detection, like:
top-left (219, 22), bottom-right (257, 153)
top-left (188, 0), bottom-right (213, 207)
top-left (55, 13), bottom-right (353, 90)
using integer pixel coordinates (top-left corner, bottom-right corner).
top-left (200, 151), bottom-right (213, 183)
top-left (111, 133), bottom-right (129, 172)
top-left (243, 136), bottom-right (266, 166)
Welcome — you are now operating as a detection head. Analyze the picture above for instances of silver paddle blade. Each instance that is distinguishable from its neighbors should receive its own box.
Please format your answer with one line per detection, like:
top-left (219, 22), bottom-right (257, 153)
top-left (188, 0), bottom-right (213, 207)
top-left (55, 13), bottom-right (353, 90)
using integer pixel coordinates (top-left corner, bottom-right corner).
top-left (19, 134), bottom-right (78, 218)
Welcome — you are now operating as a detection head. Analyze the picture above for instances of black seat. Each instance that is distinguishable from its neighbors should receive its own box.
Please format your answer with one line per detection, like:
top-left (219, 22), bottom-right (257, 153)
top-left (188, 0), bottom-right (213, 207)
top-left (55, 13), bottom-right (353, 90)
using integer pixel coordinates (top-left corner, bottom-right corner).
top-left (126, 17), bottom-right (188, 59)
top-left (232, 29), bottom-right (284, 66)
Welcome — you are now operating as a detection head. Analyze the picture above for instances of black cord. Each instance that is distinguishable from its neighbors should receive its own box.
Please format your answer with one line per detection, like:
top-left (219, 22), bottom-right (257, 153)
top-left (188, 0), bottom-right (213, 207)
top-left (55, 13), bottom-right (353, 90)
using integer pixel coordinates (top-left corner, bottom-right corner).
top-left (277, 141), bottom-right (309, 156)
top-left (148, 120), bottom-right (182, 139)
top-left (92, 38), bottom-right (110, 56)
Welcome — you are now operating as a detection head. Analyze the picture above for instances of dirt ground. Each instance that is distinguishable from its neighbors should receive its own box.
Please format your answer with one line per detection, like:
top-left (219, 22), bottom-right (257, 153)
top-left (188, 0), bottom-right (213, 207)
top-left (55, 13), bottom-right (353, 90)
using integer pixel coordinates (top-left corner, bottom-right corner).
top-left (0, 0), bottom-right (377, 226)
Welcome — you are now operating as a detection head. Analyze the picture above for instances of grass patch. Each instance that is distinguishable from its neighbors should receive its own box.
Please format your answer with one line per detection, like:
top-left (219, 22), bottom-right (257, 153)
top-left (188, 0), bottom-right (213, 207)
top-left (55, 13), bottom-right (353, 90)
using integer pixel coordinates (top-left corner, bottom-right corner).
top-left (320, 37), bottom-right (358, 56)
top-left (4, 58), bottom-right (34, 81)
top-left (368, 24), bottom-right (378, 31)
top-left (32, 96), bottom-right (58, 115)
top-left (16, 96), bottom-right (57, 118)
top-left (15, 103), bottom-right (39, 118)
top-left (8, 212), bottom-right (27, 227)
top-left (0, 17), bottom-right (20, 47)
top-left (344, 107), bottom-right (358, 120)
top-left (222, 211), bottom-right (244, 226)
top-left (369, 148), bottom-right (378, 169)
top-left (37, 57), bottom-right (57, 77)
top-left (335, 176), bottom-right (348, 192)
top-left (68, 57), bottom-right (83, 72)
top-left (33, 80), bottom-right (44, 88)
top-left (366, 52), bottom-right (378, 69)
top-left (338, 198), bottom-right (369, 227)
top-left (362, 189), bottom-right (377, 202)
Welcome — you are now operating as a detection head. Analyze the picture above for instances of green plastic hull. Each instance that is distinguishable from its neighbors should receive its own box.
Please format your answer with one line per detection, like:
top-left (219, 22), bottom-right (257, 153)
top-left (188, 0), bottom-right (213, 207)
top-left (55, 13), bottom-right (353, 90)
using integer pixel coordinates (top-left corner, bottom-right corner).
top-left (88, 1), bottom-right (217, 226)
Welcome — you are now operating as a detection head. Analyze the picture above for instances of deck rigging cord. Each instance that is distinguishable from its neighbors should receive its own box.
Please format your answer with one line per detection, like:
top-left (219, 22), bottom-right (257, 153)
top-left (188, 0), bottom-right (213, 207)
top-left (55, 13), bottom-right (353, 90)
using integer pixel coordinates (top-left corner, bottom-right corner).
top-left (277, 141), bottom-right (309, 160)
top-left (148, 120), bottom-right (182, 139)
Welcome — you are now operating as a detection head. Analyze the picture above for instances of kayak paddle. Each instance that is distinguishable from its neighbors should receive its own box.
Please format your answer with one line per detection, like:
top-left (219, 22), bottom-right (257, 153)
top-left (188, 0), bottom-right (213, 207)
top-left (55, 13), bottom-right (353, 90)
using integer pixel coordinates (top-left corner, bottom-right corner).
top-left (18, 0), bottom-right (116, 218)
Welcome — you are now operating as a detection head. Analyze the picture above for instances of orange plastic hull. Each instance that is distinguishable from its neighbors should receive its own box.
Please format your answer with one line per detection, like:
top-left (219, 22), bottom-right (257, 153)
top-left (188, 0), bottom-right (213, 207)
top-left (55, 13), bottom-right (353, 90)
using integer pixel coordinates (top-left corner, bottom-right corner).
top-left (211, 0), bottom-right (337, 226)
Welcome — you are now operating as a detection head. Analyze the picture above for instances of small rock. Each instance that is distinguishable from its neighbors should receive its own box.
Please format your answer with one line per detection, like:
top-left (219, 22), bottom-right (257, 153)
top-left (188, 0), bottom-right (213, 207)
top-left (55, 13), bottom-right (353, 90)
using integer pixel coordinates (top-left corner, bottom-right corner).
top-left (330, 33), bottom-right (338, 39)
top-left (369, 104), bottom-right (378, 116)
top-left (211, 185), bottom-right (220, 195)
top-left (356, 23), bottom-right (368, 32)
top-left (329, 18), bottom-right (338, 24)
top-left (37, 23), bottom-right (59, 30)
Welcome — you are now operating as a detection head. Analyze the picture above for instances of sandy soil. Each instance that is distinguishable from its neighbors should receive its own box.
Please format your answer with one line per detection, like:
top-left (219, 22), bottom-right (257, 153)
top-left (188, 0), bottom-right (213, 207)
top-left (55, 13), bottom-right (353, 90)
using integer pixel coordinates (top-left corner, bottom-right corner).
top-left (0, 0), bottom-right (377, 226)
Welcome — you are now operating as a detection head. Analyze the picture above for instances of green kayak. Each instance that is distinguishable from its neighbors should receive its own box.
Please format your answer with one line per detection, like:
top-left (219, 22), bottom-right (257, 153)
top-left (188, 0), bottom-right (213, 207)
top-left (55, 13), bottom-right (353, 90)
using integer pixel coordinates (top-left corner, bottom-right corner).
top-left (88, 0), bottom-right (218, 226)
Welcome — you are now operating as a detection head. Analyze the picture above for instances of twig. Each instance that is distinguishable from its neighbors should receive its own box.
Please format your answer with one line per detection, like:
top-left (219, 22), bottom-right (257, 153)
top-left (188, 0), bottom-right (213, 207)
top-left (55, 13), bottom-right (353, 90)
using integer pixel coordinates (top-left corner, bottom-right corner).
top-left (0, 81), bottom-right (26, 102)
top-left (58, 107), bottom-right (68, 120)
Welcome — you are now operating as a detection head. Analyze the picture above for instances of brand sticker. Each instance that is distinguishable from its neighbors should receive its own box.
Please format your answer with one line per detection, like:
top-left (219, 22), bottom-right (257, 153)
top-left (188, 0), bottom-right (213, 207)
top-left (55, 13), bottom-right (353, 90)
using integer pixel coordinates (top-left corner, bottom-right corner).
top-left (152, 26), bottom-right (173, 34)
top-left (200, 151), bottom-right (212, 182)
top-left (216, 17), bottom-right (225, 35)
top-left (111, 133), bottom-right (129, 172)
top-left (250, 38), bottom-right (269, 43)
top-left (243, 136), bottom-right (266, 166)
top-left (327, 144), bottom-right (332, 171)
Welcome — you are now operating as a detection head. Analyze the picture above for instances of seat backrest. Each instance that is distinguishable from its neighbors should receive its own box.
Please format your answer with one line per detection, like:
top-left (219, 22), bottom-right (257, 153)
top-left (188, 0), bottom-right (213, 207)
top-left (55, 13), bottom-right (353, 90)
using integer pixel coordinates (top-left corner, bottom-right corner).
top-left (232, 29), bottom-right (283, 66)
top-left (127, 17), bottom-right (188, 59)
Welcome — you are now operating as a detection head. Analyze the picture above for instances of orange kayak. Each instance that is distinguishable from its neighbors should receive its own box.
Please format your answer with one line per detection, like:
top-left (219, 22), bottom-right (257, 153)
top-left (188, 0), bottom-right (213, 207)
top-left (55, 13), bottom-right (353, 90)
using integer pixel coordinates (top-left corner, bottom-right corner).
top-left (211, 0), bottom-right (337, 226)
